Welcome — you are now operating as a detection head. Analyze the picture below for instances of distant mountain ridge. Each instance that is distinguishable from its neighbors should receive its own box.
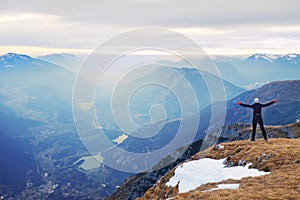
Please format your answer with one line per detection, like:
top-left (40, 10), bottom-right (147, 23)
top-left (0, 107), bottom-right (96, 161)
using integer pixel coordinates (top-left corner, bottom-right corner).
top-left (0, 53), bottom-right (65, 71)
top-left (239, 53), bottom-right (300, 83)
top-left (246, 53), bottom-right (300, 65)
top-left (37, 53), bottom-right (82, 73)
top-left (213, 53), bottom-right (300, 88)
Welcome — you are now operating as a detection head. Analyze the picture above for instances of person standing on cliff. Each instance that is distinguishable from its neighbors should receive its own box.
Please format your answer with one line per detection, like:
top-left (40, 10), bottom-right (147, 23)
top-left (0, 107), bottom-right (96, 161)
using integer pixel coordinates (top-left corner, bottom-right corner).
top-left (236, 98), bottom-right (277, 142)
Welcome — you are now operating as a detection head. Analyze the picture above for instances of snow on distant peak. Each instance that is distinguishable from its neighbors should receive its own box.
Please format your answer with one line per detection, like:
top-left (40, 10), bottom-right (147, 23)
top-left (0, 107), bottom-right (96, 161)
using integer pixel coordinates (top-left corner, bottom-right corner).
top-left (249, 53), bottom-right (300, 64)
top-left (5, 53), bottom-right (18, 59)
top-left (283, 53), bottom-right (300, 64)
top-left (6, 53), bottom-right (31, 60)
top-left (166, 158), bottom-right (269, 193)
top-left (0, 53), bottom-right (36, 69)
top-left (287, 53), bottom-right (297, 58)
top-left (1, 53), bottom-right (33, 63)
top-left (253, 54), bottom-right (278, 62)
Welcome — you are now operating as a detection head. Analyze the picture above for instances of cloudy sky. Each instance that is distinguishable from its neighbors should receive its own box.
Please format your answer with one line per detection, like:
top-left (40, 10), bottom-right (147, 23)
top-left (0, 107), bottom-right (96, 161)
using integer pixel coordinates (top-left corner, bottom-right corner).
top-left (0, 0), bottom-right (299, 56)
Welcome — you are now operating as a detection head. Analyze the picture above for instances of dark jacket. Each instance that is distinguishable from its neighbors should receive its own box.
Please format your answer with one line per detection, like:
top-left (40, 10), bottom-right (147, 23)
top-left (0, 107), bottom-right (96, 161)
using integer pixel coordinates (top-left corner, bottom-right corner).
top-left (240, 101), bottom-right (275, 117)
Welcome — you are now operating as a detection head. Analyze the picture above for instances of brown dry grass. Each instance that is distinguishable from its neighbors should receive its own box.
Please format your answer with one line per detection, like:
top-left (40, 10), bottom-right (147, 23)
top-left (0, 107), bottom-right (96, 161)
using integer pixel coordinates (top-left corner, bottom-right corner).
top-left (138, 138), bottom-right (300, 200)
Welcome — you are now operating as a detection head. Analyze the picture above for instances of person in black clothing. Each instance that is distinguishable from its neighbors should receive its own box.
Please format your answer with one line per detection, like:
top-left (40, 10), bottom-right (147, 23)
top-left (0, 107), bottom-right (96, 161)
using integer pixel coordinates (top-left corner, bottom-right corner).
top-left (236, 98), bottom-right (277, 142)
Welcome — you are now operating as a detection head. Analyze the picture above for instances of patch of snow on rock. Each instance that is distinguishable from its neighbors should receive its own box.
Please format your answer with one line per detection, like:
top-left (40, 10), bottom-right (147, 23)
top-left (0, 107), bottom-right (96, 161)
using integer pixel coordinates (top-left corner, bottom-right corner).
top-left (202, 183), bottom-right (240, 192)
top-left (166, 158), bottom-right (269, 193)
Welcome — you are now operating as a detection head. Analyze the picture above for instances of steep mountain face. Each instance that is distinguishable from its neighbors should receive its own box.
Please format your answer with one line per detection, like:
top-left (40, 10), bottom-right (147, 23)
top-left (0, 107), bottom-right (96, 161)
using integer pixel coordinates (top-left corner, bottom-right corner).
top-left (138, 123), bottom-right (300, 200)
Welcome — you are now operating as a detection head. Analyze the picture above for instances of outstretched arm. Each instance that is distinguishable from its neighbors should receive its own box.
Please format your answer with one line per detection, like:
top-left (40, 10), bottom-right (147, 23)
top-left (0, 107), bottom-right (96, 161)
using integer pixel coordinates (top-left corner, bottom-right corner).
top-left (236, 102), bottom-right (252, 108)
top-left (262, 99), bottom-right (277, 107)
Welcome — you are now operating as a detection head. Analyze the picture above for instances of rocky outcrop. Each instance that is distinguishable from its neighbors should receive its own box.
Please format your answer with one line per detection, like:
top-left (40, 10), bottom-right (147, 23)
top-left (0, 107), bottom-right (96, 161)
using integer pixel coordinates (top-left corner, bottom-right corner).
top-left (139, 136), bottom-right (300, 200)
top-left (106, 122), bottom-right (300, 199)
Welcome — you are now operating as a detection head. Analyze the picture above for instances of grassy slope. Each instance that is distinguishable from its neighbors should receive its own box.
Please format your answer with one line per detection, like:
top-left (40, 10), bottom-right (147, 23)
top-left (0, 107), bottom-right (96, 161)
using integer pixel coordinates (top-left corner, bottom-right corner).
top-left (139, 123), bottom-right (300, 200)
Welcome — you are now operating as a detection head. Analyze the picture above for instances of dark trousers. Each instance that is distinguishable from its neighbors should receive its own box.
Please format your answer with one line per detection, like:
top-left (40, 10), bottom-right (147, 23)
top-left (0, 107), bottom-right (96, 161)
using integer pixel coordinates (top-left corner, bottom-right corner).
top-left (252, 116), bottom-right (268, 141)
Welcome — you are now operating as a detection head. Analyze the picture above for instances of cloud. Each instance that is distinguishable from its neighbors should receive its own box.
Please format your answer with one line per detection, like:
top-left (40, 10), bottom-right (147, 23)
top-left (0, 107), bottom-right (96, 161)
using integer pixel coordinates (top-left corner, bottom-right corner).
top-left (2, 0), bottom-right (299, 26)
top-left (0, 0), bottom-right (299, 56)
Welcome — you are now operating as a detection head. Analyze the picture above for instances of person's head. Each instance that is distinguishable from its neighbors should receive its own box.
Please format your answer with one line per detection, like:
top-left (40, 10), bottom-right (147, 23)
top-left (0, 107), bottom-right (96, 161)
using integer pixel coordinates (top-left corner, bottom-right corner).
top-left (254, 98), bottom-right (259, 103)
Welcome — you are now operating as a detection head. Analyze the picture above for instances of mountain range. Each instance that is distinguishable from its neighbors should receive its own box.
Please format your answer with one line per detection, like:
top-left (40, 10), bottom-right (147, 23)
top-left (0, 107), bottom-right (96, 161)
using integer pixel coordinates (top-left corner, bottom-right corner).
top-left (0, 53), bottom-right (63, 71)
top-left (0, 52), bottom-right (299, 199)
top-left (240, 54), bottom-right (300, 84)
top-left (37, 53), bottom-right (83, 73)
top-left (246, 53), bottom-right (300, 65)
top-left (214, 53), bottom-right (300, 88)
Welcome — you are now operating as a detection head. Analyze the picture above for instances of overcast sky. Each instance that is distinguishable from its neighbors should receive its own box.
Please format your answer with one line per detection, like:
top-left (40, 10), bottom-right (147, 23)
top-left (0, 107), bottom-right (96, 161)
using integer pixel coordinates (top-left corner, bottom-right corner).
top-left (0, 0), bottom-right (299, 56)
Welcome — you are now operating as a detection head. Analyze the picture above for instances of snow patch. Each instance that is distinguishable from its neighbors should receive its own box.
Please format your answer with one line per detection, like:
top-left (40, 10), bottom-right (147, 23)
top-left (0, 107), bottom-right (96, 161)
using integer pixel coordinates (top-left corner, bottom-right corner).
top-left (252, 53), bottom-right (299, 64)
top-left (202, 183), bottom-right (240, 192)
top-left (215, 144), bottom-right (225, 150)
top-left (254, 54), bottom-right (278, 62)
top-left (166, 158), bottom-right (269, 193)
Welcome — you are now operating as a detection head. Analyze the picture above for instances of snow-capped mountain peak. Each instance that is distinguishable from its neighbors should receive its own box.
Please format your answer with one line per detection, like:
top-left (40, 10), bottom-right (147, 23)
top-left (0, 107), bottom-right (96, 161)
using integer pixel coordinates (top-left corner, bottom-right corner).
top-left (280, 53), bottom-right (300, 64)
top-left (0, 53), bottom-right (37, 69)
top-left (247, 53), bottom-right (300, 64)
top-left (0, 52), bottom-right (67, 71)
top-left (2, 53), bottom-right (33, 61)
top-left (251, 54), bottom-right (279, 63)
